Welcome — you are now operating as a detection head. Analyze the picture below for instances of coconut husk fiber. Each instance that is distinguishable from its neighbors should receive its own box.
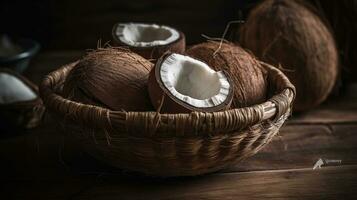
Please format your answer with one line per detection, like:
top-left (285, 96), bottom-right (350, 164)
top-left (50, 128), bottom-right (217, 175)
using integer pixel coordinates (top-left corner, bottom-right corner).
top-left (62, 48), bottom-right (154, 111)
top-left (239, 0), bottom-right (338, 111)
top-left (186, 41), bottom-right (268, 108)
top-left (308, 0), bottom-right (357, 84)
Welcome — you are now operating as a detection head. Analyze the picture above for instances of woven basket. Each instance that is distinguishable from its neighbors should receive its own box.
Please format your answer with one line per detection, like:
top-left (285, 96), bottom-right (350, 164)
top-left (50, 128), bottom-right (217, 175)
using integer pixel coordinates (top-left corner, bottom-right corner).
top-left (40, 61), bottom-right (295, 177)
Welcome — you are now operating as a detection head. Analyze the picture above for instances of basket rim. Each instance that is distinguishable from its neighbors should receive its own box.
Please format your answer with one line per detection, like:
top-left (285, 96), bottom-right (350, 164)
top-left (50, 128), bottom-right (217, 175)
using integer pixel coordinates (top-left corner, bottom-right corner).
top-left (39, 59), bottom-right (295, 136)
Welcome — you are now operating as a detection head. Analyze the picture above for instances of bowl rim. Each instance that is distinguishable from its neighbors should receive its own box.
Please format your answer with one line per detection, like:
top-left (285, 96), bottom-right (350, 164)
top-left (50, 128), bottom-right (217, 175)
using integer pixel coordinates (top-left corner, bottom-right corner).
top-left (0, 38), bottom-right (40, 63)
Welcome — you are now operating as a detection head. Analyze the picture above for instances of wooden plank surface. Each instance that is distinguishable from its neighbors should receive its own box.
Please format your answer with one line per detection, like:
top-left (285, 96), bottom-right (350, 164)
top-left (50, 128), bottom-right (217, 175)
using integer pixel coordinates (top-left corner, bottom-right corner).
top-left (56, 165), bottom-right (357, 200)
top-left (230, 124), bottom-right (357, 172)
top-left (2, 166), bottom-right (357, 199)
top-left (1, 51), bottom-right (356, 199)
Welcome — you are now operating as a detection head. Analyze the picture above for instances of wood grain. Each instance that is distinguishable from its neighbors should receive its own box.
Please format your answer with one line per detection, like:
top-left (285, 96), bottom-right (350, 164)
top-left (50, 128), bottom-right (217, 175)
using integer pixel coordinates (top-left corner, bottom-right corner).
top-left (230, 124), bottom-right (357, 172)
top-left (75, 166), bottom-right (357, 200)
top-left (2, 166), bottom-right (356, 199)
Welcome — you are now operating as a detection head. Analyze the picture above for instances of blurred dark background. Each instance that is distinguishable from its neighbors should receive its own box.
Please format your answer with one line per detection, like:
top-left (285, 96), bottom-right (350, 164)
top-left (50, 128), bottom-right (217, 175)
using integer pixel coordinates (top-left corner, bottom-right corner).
top-left (0, 0), bottom-right (245, 49)
top-left (0, 0), bottom-right (356, 81)
top-left (0, 0), bottom-right (266, 50)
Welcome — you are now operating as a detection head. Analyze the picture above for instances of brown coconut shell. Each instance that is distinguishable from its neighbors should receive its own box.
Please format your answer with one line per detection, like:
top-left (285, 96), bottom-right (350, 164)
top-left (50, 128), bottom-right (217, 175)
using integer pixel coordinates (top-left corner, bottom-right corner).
top-left (186, 41), bottom-right (268, 108)
top-left (62, 61), bottom-right (106, 107)
top-left (239, 0), bottom-right (338, 111)
top-left (112, 23), bottom-right (186, 60)
top-left (0, 68), bottom-right (44, 129)
top-left (308, 0), bottom-right (357, 84)
top-left (148, 53), bottom-right (234, 113)
top-left (62, 48), bottom-right (154, 111)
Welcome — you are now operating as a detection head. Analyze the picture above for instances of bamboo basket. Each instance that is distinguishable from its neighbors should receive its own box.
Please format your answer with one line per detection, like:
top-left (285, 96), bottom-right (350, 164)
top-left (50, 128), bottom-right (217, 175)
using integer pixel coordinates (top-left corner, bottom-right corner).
top-left (40, 61), bottom-right (295, 177)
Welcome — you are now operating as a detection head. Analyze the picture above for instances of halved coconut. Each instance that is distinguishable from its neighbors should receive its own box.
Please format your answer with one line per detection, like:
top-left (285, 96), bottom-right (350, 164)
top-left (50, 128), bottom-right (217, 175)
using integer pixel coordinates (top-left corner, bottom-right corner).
top-left (112, 23), bottom-right (185, 60)
top-left (0, 68), bottom-right (44, 129)
top-left (148, 53), bottom-right (233, 113)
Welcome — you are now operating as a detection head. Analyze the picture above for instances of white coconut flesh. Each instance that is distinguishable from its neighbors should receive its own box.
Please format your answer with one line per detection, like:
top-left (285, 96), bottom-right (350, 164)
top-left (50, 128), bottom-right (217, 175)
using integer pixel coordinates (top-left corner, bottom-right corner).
top-left (0, 73), bottom-right (36, 104)
top-left (115, 23), bottom-right (180, 47)
top-left (160, 54), bottom-right (230, 108)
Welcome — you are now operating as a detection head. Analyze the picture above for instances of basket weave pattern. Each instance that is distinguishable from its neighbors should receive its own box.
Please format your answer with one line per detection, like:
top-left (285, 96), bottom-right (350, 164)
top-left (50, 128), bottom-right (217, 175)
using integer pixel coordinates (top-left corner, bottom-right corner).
top-left (40, 61), bottom-right (295, 177)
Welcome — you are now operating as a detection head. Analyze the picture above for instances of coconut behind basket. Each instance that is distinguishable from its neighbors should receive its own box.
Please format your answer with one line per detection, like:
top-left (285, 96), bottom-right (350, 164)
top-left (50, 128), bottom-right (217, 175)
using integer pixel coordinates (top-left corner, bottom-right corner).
top-left (112, 23), bottom-right (186, 60)
top-left (0, 68), bottom-right (44, 130)
top-left (239, 0), bottom-right (338, 111)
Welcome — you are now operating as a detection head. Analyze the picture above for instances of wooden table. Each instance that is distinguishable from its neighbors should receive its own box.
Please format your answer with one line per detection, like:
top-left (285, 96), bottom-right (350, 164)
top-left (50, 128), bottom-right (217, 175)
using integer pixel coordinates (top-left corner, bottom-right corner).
top-left (1, 51), bottom-right (357, 199)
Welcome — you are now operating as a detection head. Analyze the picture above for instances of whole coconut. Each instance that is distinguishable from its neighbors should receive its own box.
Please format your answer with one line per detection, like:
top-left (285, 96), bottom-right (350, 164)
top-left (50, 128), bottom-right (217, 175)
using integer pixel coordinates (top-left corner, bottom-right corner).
top-left (239, 0), bottom-right (338, 111)
top-left (186, 41), bottom-right (267, 108)
top-left (63, 48), bottom-right (154, 111)
top-left (309, 0), bottom-right (357, 84)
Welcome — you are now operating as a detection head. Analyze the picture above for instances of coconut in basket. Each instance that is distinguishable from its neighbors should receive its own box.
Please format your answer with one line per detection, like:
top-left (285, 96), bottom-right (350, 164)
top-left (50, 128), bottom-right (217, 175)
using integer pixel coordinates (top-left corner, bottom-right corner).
top-left (40, 40), bottom-right (296, 176)
top-left (62, 48), bottom-right (154, 111)
top-left (186, 41), bottom-right (268, 108)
